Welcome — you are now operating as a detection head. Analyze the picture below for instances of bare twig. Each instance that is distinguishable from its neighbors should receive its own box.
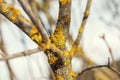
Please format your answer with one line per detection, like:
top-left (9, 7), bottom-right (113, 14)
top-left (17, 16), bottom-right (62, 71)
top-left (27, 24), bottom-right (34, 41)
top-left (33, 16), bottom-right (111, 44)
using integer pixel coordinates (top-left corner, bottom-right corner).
top-left (100, 34), bottom-right (119, 80)
top-left (37, 0), bottom-right (55, 26)
top-left (0, 26), bottom-right (15, 80)
top-left (0, 47), bottom-right (42, 61)
top-left (108, 66), bottom-right (120, 77)
top-left (28, 0), bottom-right (51, 36)
top-left (78, 58), bottom-right (120, 78)
top-left (100, 34), bottom-right (117, 68)
top-left (78, 65), bottom-right (108, 76)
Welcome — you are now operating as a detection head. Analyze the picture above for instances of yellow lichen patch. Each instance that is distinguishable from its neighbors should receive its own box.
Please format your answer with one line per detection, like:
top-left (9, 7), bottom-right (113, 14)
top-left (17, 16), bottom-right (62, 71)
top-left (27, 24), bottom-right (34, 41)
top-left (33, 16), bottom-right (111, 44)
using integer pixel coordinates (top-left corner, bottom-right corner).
top-left (69, 45), bottom-right (77, 57)
top-left (45, 49), bottom-right (58, 64)
top-left (79, 26), bottom-right (84, 33)
top-left (0, 0), bottom-right (3, 3)
top-left (69, 69), bottom-right (77, 78)
top-left (48, 54), bottom-right (58, 64)
top-left (30, 26), bottom-right (42, 44)
top-left (59, 0), bottom-right (71, 5)
top-left (31, 34), bottom-right (42, 44)
top-left (55, 74), bottom-right (64, 80)
top-left (63, 51), bottom-right (70, 65)
top-left (1, 4), bottom-right (8, 12)
top-left (19, 17), bottom-right (26, 22)
top-left (85, 10), bottom-right (90, 16)
top-left (9, 15), bottom-right (16, 22)
top-left (8, 4), bottom-right (20, 22)
top-left (50, 26), bottom-right (65, 49)
top-left (64, 15), bottom-right (70, 23)
top-left (30, 26), bottom-right (38, 36)
top-left (45, 39), bottom-right (51, 49)
top-left (9, 5), bottom-right (20, 15)
top-left (51, 43), bottom-right (58, 52)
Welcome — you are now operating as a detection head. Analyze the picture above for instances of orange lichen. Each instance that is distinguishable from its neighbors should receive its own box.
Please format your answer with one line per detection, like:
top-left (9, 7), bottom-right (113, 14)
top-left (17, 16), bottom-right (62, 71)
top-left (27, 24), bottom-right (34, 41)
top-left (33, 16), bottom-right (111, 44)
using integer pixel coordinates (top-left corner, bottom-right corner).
top-left (1, 4), bottom-right (8, 12)
top-left (50, 26), bottom-right (65, 49)
top-left (30, 26), bottom-right (42, 44)
top-left (59, 0), bottom-right (71, 5)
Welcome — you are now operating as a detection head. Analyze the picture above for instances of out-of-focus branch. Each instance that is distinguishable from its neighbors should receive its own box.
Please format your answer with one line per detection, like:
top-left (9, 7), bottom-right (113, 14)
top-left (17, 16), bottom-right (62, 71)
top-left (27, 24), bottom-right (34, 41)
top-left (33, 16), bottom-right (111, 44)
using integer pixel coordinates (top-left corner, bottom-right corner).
top-left (28, 0), bottom-right (51, 36)
top-left (100, 34), bottom-right (120, 80)
top-left (0, 47), bottom-right (41, 61)
top-left (78, 58), bottom-right (120, 78)
top-left (75, 0), bottom-right (92, 46)
top-left (100, 34), bottom-right (117, 68)
top-left (37, 0), bottom-right (55, 26)
top-left (0, 26), bottom-right (15, 80)
top-left (28, 0), bottom-right (39, 18)
top-left (70, 0), bottom-right (92, 58)
top-left (18, 0), bottom-right (49, 41)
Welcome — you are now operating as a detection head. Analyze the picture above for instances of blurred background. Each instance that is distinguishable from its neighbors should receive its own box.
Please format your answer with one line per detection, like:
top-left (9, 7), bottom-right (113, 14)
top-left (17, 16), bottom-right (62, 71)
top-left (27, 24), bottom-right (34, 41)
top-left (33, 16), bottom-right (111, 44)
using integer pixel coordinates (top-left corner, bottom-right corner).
top-left (0, 0), bottom-right (120, 80)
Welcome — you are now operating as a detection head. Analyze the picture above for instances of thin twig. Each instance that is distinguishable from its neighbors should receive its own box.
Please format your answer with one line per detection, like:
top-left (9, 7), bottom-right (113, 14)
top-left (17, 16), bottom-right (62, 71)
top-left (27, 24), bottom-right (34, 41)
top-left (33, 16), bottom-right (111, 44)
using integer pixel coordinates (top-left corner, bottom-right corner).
top-left (78, 58), bottom-right (120, 78)
top-left (0, 26), bottom-right (15, 80)
top-left (100, 34), bottom-right (117, 68)
top-left (78, 65), bottom-right (108, 76)
top-left (108, 66), bottom-right (120, 77)
top-left (0, 47), bottom-right (42, 61)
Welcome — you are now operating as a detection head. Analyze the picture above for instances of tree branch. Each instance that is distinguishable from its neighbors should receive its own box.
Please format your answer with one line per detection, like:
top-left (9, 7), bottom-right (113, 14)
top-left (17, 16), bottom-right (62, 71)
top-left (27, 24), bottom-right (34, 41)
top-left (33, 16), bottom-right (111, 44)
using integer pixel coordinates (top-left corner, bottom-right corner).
top-left (50, 0), bottom-right (71, 50)
top-left (0, 47), bottom-right (42, 61)
top-left (0, 0), bottom-right (44, 45)
top-left (100, 34), bottom-right (117, 68)
top-left (18, 0), bottom-right (49, 41)
top-left (69, 0), bottom-right (92, 58)
top-left (78, 58), bottom-right (120, 78)
top-left (0, 26), bottom-right (16, 80)
top-left (75, 0), bottom-right (92, 46)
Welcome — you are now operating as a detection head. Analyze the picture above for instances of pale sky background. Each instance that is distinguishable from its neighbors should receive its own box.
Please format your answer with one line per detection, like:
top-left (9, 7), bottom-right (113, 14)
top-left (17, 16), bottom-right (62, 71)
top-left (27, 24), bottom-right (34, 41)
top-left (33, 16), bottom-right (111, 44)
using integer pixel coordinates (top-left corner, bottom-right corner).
top-left (0, 0), bottom-right (120, 80)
